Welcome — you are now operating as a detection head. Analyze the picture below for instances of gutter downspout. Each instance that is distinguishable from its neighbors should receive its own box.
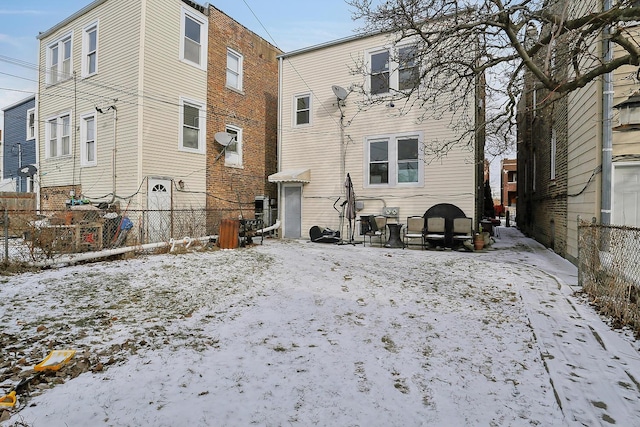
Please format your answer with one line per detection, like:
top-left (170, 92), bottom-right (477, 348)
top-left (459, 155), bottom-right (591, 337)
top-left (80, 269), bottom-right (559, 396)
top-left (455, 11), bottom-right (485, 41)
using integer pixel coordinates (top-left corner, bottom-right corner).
top-left (601, 0), bottom-right (613, 225)
top-left (276, 57), bottom-right (284, 236)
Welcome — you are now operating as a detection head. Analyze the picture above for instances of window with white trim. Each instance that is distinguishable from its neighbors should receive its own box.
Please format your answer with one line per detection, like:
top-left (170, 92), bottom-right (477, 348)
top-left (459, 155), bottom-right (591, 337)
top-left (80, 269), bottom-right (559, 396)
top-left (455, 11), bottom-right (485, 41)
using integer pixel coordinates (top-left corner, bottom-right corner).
top-left (46, 112), bottom-right (71, 158)
top-left (294, 94), bottom-right (311, 126)
top-left (179, 98), bottom-right (205, 153)
top-left (47, 33), bottom-right (72, 85)
top-left (226, 48), bottom-right (243, 91)
top-left (365, 133), bottom-right (423, 187)
top-left (82, 22), bottom-right (98, 77)
top-left (180, 7), bottom-right (207, 69)
top-left (368, 44), bottom-right (420, 95)
top-left (550, 128), bottom-right (556, 180)
top-left (26, 108), bottom-right (35, 140)
top-left (224, 125), bottom-right (242, 167)
top-left (80, 113), bottom-right (97, 167)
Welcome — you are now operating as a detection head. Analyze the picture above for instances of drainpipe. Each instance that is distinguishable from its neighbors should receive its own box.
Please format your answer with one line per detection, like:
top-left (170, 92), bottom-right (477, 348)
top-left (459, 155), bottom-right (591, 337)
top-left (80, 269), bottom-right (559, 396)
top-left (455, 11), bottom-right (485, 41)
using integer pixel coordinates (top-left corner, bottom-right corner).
top-left (601, 0), bottom-right (613, 225)
top-left (276, 57), bottom-right (284, 232)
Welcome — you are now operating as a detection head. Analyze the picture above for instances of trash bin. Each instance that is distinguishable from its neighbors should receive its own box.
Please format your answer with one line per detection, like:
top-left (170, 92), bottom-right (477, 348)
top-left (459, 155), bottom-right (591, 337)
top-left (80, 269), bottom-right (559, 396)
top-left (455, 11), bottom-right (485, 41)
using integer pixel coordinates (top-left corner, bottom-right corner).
top-left (218, 219), bottom-right (240, 249)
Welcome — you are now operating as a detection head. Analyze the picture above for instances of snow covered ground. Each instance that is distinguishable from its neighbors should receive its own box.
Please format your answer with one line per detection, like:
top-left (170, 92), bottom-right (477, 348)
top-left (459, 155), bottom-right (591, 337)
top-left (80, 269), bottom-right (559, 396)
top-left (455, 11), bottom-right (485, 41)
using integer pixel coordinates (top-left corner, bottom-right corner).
top-left (1, 226), bottom-right (639, 426)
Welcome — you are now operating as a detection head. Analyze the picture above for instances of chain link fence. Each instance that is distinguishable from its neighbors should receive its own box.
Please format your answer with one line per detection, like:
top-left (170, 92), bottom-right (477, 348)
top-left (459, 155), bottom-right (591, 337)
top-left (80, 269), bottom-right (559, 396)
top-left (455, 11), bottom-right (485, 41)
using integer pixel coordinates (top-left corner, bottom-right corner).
top-left (578, 219), bottom-right (640, 336)
top-left (0, 207), bottom-right (270, 266)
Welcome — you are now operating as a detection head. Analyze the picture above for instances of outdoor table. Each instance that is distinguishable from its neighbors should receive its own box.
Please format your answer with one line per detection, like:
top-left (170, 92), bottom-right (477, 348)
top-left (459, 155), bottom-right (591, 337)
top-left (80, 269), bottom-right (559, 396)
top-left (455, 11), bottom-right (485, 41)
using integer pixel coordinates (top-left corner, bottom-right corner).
top-left (384, 223), bottom-right (404, 248)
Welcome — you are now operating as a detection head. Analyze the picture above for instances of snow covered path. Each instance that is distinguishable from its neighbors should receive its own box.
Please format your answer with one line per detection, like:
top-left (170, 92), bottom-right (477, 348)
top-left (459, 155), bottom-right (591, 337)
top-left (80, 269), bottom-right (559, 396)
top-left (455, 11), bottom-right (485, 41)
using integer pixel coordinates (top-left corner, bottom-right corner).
top-left (1, 227), bottom-right (639, 426)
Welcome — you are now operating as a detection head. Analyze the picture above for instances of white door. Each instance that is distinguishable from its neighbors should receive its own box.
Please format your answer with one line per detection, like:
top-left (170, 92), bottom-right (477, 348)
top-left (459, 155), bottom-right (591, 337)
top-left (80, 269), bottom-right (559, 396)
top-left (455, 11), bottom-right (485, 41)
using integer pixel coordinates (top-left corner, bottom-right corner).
top-left (613, 163), bottom-right (640, 227)
top-left (283, 185), bottom-right (302, 238)
top-left (148, 178), bottom-right (172, 242)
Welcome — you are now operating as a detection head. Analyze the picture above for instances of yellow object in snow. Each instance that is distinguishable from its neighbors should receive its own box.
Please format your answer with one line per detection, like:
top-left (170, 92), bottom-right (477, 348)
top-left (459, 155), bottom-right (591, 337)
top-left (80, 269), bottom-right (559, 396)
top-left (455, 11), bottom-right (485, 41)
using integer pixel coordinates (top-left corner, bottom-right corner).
top-left (34, 349), bottom-right (76, 372)
top-left (0, 391), bottom-right (16, 408)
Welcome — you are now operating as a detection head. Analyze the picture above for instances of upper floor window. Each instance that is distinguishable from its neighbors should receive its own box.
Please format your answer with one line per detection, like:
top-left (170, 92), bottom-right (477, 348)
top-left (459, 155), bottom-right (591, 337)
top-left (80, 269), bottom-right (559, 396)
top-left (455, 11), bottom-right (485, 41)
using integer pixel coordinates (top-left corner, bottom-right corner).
top-left (226, 48), bottom-right (244, 91)
top-left (179, 97), bottom-right (205, 153)
top-left (294, 94), bottom-right (311, 126)
top-left (181, 8), bottom-right (208, 69)
top-left (47, 33), bottom-right (72, 85)
top-left (46, 112), bottom-right (71, 158)
top-left (365, 133), bottom-right (423, 187)
top-left (368, 44), bottom-right (419, 95)
top-left (26, 108), bottom-right (35, 140)
top-left (82, 22), bottom-right (98, 77)
top-left (80, 113), bottom-right (97, 167)
top-left (225, 124), bottom-right (242, 167)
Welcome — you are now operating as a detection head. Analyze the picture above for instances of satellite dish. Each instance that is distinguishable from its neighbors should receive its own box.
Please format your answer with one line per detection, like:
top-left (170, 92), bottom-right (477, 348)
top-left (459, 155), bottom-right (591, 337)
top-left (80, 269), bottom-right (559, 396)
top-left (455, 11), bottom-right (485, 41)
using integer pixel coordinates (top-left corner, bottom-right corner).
top-left (18, 165), bottom-right (37, 178)
top-left (214, 132), bottom-right (235, 147)
top-left (332, 85), bottom-right (349, 101)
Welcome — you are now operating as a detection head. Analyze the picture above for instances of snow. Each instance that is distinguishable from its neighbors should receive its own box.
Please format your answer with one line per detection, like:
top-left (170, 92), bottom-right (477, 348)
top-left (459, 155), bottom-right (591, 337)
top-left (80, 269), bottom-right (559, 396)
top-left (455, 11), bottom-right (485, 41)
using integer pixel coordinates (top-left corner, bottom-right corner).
top-left (2, 227), bottom-right (640, 426)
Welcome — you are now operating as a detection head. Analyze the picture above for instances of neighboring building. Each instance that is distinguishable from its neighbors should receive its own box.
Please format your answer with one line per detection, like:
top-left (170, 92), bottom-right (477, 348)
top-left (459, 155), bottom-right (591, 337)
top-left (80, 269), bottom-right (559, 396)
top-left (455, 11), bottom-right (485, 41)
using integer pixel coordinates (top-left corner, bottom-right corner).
top-left (1, 95), bottom-right (37, 193)
top-left (206, 7), bottom-right (280, 225)
top-left (500, 158), bottom-right (517, 219)
top-left (36, 0), bottom-right (279, 242)
top-left (273, 32), bottom-right (483, 239)
top-left (517, 1), bottom-right (640, 263)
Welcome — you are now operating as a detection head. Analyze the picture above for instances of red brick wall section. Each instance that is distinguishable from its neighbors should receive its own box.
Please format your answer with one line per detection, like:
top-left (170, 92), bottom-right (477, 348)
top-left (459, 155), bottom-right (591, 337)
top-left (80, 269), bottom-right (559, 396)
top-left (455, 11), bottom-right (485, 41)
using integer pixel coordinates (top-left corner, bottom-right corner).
top-left (40, 185), bottom-right (82, 211)
top-left (206, 7), bottom-right (280, 220)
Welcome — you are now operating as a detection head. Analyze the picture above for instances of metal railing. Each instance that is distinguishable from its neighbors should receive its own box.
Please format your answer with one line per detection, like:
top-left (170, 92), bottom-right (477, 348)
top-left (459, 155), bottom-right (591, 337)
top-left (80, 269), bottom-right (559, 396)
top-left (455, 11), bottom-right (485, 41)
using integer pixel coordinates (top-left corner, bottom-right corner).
top-left (578, 219), bottom-right (640, 336)
top-left (1, 208), bottom-right (269, 265)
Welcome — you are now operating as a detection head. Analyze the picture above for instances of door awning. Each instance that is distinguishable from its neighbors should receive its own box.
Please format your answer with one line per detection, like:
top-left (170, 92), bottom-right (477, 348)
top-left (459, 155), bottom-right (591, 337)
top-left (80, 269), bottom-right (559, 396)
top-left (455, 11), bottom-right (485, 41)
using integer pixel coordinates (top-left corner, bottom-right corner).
top-left (268, 169), bottom-right (311, 183)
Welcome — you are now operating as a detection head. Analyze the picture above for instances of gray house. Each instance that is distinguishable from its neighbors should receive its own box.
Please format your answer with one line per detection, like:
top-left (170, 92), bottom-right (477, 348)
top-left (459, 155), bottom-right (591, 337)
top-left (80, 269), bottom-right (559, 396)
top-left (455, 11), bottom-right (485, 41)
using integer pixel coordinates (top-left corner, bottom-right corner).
top-left (1, 95), bottom-right (37, 193)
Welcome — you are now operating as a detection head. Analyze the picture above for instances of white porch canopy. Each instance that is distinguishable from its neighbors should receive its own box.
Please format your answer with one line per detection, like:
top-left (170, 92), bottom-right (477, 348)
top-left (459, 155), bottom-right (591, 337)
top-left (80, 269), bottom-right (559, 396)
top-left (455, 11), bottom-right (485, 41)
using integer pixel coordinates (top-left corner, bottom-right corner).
top-left (268, 169), bottom-right (311, 183)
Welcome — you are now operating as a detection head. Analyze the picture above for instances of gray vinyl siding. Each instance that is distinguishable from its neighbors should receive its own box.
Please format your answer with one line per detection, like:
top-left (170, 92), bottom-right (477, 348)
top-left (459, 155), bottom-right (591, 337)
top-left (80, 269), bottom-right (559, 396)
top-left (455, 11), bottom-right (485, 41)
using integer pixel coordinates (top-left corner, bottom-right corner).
top-left (2, 97), bottom-right (36, 192)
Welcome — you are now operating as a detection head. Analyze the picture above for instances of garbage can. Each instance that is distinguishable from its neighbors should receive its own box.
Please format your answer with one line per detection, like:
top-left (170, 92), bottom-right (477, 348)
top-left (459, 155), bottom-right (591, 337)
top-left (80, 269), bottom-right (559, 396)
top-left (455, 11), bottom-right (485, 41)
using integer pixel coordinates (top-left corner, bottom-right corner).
top-left (218, 219), bottom-right (240, 249)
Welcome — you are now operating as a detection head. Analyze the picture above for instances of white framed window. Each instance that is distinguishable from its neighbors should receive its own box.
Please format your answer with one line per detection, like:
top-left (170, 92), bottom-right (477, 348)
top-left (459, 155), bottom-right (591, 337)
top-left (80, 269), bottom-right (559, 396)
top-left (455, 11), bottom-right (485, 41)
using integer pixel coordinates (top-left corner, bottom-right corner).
top-left (82, 22), bottom-right (98, 77)
top-left (180, 7), bottom-right (208, 70)
top-left (226, 48), bottom-right (243, 91)
top-left (47, 33), bottom-right (73, 85)
top-left (294, 94), bottom-right (311, 127)
top-left (179, 97), bottom-right (206, 153)
top-left (224, 124), bottom-right (242, 167)
top-left (80, 113), bottom-right (97, 167)
top-left (26, 108), bottom-right (35, 140)
top-left (368, 44), bottom-right (419, 95)
top-left (45, 112), bottom-right (72, 159)
top-left (550, 128), bottom-right (556, 180)
top-left (365, 132), bottom-right (423, 187)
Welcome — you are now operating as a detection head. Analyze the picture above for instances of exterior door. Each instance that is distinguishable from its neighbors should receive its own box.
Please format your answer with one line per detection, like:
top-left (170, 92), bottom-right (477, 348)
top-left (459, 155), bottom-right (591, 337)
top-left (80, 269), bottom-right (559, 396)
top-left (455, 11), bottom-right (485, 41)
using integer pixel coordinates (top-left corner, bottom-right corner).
top-left (148, 178), bottom-right (172, 242)
top-left (613, 163), bottom-right (640, 227)
top-left (283, 185), bottom-right (302, 238)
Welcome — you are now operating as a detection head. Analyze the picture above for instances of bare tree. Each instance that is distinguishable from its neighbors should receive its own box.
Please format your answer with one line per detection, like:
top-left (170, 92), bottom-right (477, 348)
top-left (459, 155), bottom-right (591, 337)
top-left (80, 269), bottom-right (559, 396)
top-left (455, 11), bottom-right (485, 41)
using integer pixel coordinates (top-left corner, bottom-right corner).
top-left (347, 0), bottom-right (640, 154)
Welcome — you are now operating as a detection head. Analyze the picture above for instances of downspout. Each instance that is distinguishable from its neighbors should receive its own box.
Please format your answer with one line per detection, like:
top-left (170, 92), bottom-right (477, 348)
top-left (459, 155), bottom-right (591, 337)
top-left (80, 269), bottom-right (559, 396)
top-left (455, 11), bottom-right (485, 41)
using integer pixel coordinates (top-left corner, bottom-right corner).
top-left (601, 0), bottom-right (613, 225)
top-left (111, 106), bottom-right (117, 203)
top-left (276, 56), bottom-right (284, 235)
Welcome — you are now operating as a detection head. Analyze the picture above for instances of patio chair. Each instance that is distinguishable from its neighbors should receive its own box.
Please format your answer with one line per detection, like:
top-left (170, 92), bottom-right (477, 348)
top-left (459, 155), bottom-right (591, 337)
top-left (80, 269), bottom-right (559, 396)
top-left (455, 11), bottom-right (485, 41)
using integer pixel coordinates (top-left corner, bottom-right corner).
top-left (363, 215), bottom-right (387, 247)
top-left (424, 216), bottom-right (446, 248)
top-left (403, 216), bottom-right (425, 249)
top-left (452, 217), bottom-right (473, 250)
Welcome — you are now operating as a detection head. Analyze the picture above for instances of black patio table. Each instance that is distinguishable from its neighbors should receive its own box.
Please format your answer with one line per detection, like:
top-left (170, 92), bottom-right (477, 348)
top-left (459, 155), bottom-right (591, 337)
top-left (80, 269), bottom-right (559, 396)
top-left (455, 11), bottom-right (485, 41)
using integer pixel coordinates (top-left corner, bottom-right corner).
top-left (384, 223), bottom-right (404, 248)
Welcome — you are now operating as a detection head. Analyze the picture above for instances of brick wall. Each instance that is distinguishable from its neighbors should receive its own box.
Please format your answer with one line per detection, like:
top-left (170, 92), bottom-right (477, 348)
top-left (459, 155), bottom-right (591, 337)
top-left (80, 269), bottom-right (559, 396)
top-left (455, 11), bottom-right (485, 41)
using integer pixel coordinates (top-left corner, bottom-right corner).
top-left (40, 185), bottom-right (82, 211)
top-left (205, 7), bottom-right (280, 221)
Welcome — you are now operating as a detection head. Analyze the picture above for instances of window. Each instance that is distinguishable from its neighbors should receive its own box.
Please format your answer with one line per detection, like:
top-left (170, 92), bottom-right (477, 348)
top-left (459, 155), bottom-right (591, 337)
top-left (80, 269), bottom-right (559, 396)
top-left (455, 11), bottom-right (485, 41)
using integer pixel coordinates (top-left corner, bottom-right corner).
top-left (366, 133), bottom-right (423, 187)
top-left (80, 113), bottom-right (96, 167)
top-left (368, 44), bottom-right (419, 94)
top-left (179, 98), bottom-right (205, 153)
top-left (47, 33), bottom-right (72, 85)
top-left (82, 22), bottom-right (98, 77)
top-left (46, 112), bottom-right (71, 158)
top-left (398, 45), bottom-right (419, 91)
top-left (550, 128), bottom-right (556, 180)
top-left (294, 94), bottom-right (311, 126)
top-left (180, 7), bottom-right (208, 69)
top-left (224, 125), bottom-right (242, 167)
top-left (226, 48), bottom-right (243, 91)
top-left (26, 108), bottom-right (35, 140)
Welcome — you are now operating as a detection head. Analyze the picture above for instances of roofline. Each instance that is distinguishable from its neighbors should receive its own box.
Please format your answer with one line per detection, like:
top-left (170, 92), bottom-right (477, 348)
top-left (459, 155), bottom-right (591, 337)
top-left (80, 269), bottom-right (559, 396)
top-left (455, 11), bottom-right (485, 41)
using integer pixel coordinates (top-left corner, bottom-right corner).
top-left (278, 30), bottom-right (384, 59)
top-left (1, 94), bottom-right (36, 112)
top-left (36, 0), bottom-right (209, 40)
top-left (209, 5), bottom-right (282, 53)
top-left (37, 0), bottom-right (108, 40)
